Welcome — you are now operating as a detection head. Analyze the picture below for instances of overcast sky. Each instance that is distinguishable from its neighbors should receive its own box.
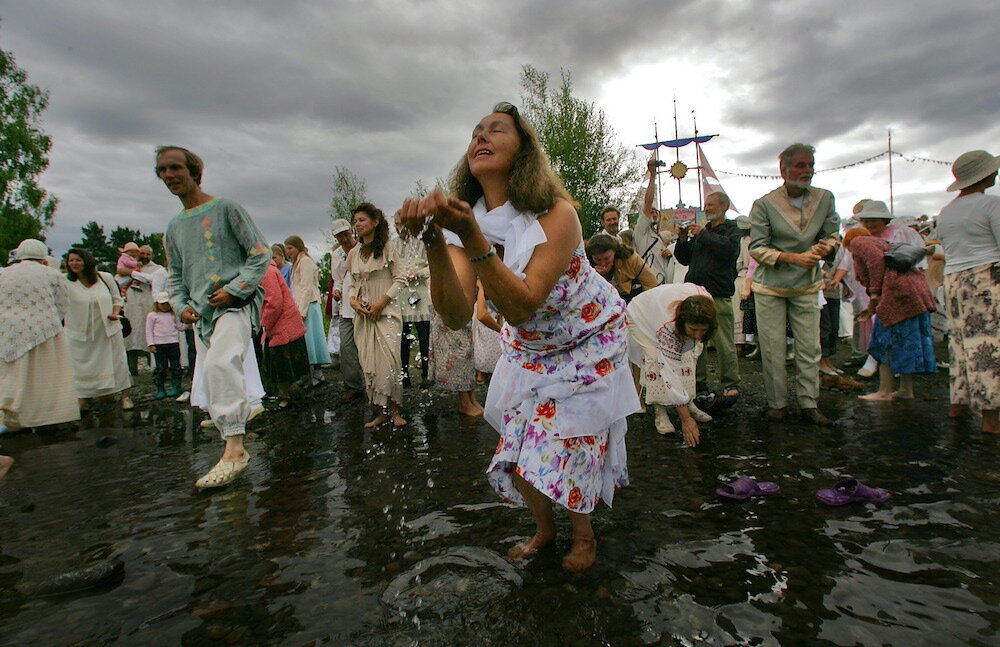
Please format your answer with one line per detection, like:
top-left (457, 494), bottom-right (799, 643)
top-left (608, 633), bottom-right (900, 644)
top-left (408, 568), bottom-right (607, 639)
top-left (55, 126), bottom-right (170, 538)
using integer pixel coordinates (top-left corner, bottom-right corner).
top-left (2, 0), bottom-right (997, 257)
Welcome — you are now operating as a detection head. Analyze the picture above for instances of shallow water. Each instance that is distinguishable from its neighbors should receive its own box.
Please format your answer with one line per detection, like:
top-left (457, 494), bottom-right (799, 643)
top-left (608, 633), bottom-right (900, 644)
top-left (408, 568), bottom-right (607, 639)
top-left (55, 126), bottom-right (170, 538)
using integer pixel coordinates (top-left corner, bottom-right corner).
top-left (2, 363), bottom-right (999, 646)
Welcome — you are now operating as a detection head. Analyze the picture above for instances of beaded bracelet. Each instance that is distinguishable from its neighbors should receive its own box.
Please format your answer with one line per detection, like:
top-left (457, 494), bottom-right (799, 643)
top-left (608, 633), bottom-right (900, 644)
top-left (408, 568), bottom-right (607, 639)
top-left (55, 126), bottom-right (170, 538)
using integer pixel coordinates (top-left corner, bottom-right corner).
top-left (468, 245), bottom-right (497, 263)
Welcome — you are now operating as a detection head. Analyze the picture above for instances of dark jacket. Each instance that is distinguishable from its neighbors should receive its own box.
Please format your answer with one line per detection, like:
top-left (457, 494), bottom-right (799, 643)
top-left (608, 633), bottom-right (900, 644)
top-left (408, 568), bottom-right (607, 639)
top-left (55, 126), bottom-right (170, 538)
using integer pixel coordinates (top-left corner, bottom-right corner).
top-left (674, 218), bottom-right (742, 297)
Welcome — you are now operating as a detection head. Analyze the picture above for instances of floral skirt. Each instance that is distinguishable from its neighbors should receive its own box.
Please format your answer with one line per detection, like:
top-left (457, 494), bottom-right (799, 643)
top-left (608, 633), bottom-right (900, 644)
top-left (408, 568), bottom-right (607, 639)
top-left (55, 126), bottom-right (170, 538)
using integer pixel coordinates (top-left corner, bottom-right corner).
top-left (429, 311), bottom-right (476, 391)
top-left (868, 312), bottom-right (936, 375)
top-left (486, 397), bottom-right (628, 514)
top-left (262, 335), bottom-right (310, 395)
top-left (945, 263), bottom-right (1000, 410)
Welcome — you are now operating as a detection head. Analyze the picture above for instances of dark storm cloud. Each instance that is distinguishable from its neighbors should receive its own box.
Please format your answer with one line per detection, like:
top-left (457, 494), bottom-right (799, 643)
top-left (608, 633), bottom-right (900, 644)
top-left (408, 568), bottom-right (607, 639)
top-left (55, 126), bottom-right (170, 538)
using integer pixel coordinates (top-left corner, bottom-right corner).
top-left (0, 0), bottom-right (995, 253)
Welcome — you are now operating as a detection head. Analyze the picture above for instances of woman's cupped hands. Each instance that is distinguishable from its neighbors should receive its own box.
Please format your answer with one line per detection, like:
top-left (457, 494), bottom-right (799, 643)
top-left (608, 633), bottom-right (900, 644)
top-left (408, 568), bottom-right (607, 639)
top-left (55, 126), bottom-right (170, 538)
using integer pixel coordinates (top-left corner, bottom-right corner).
top-left (398, 187), bottom-right (476, 242)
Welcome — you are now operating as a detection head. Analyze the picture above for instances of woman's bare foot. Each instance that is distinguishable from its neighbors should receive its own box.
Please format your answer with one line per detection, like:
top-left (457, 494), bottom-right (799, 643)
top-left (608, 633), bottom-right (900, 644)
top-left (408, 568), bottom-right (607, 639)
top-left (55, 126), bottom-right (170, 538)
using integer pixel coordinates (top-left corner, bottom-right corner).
top-left (949, 404), bottom-right (973, 418)
top-left (392, 413), bottom-right (408, 428)
top-left (859, 392), bottom-right (894, 401)
top-left (562, 534), bottom-right (597, 573)
top-left (0, 455), bottom-right (13, 479)
top-left (364, 413), bottom-right (388, 429)
top-left (507, 530), bottom-right (556, 560)
top-left (982, 410), bottom-right (999, 434)
top-left (459, 403), bottom-right (484, 417)
top-left (891, 390), bottom-right (915, 400)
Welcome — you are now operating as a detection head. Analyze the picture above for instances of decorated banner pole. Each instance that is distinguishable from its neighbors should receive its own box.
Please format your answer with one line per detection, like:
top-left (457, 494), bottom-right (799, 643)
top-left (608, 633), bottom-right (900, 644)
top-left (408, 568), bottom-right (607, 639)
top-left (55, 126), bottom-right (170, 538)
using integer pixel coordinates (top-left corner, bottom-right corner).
top-left (693, 111), bottom-right (702, 210)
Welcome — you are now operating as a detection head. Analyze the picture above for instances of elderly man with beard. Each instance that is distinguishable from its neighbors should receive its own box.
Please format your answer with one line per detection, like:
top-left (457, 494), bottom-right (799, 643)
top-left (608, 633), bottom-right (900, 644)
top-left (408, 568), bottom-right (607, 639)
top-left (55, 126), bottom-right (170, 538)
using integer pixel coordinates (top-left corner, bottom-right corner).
top-left (749, 143), bottom-right (840, 425)
top-left (122, 244), bottom-right (164, 374)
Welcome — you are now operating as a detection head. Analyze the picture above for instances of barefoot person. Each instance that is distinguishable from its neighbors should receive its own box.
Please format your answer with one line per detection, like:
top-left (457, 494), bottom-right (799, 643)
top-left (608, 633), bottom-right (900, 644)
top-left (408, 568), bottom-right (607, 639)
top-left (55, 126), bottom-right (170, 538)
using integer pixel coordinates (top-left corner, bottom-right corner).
top-left (936, 150), bottom-right (1000, 433)
top-left (843, 228), bottom-right (936, 402)
top-left (156, 146), bottom-right (270, 488)
top-left (347, 203), bottom-right (408, 429)
top-left (398, 102), bottom-right (638, 572)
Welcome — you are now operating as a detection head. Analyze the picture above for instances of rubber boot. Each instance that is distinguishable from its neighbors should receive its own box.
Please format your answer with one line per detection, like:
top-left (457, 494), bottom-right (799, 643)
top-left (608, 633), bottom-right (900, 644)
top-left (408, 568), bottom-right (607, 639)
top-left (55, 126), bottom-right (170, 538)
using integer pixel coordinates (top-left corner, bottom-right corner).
top-left (166, 375), bottom-right (182, 398)
top-left (153, 374), bottom-right (167, 400)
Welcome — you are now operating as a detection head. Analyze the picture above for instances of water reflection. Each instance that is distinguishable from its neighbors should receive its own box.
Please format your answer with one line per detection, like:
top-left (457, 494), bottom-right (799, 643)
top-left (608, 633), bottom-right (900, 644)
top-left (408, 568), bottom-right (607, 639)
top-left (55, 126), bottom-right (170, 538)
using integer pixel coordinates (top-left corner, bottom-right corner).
top-left (1, 374), bottom-right (999, 645)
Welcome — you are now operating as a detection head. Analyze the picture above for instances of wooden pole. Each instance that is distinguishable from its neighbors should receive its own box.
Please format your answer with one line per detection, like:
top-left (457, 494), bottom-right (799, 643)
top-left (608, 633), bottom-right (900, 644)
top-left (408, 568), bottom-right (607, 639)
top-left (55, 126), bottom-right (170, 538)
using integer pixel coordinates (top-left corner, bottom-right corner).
top-left (888, 129), bottom-right (895, 215)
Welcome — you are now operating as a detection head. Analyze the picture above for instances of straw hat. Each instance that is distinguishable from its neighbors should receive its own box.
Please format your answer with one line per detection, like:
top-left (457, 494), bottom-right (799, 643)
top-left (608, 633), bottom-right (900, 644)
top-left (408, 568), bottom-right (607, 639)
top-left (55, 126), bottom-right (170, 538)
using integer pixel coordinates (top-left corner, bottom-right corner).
top-left (947, 150), bottom-right (1000, 192)
top-left (119, 241), bottom-right (140, 253)
top-left (15, 238), bottom-right (48, 261)
top-left (330, 219), bottom-right (352, 236)
top-left (855, 200), bottom-right (893, 220)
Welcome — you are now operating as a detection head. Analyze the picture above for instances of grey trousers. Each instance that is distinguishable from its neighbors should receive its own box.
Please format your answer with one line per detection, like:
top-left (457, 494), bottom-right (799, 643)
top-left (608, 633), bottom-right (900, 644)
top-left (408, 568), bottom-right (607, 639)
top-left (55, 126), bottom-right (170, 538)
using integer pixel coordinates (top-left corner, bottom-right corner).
top-left (696, 296), bottom-right (740, 390)
top-left (755, 292), bottom-right (821, 409)
top-left (338, 316), bottom-right (363, 392)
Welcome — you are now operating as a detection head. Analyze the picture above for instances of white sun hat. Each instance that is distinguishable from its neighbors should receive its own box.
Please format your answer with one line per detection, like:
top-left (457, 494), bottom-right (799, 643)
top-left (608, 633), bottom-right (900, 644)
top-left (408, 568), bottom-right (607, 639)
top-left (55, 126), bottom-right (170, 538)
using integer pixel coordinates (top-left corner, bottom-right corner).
top-left (854, 200), bottom-right (893, 220)
top-left (947, 150), bottom-right (1000, 192)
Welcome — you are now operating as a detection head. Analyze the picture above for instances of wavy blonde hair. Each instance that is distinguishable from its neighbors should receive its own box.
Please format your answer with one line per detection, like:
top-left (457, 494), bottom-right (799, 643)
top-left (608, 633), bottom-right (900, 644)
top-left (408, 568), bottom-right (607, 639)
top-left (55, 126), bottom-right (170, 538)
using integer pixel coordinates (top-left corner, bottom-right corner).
top-left (449, 102), bottom-right (575, 214)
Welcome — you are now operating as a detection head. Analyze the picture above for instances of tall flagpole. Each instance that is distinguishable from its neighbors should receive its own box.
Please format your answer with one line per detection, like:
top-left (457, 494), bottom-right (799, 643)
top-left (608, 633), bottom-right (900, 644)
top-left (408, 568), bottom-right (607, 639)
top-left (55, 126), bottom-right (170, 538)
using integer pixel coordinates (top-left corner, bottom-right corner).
top-left (887, 129), bottom-right (895, 215)
top-left (653, 120), bottom-right (662, 214)
top-left (693, 111), bottom-right (702, 210)
top-left (673, 96), bottom-right (681, 206)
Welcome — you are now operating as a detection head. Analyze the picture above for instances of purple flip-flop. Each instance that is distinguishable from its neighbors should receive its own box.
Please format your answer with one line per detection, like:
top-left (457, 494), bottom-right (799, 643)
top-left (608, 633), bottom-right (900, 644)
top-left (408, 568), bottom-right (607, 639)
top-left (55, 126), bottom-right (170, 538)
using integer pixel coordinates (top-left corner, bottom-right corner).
top-left (815, 479), bottom-right (891, 506)
top-left (715, 476), bottom-right (782, 501)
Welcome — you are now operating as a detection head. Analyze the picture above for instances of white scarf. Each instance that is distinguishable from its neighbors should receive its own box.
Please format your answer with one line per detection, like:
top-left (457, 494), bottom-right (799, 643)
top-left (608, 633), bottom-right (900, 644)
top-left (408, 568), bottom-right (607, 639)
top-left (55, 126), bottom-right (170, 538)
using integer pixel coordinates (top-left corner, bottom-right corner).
top-left (0, 261), bottom-right (67, 362)
top-left (443, 199), bottom-right (548, 278)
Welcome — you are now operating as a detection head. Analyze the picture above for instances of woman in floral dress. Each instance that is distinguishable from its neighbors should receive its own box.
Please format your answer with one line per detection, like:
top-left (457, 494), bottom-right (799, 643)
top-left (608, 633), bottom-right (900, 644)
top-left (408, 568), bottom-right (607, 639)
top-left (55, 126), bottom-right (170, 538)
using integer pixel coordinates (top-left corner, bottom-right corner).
top-left (398, 102), bottom-right (638, 572)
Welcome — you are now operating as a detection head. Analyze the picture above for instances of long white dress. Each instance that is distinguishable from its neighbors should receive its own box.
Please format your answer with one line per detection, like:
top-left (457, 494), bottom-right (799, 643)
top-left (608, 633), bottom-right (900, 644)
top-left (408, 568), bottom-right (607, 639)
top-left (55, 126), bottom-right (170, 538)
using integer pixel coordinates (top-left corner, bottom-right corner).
top-left (64, 272), bottom-right (132, 398)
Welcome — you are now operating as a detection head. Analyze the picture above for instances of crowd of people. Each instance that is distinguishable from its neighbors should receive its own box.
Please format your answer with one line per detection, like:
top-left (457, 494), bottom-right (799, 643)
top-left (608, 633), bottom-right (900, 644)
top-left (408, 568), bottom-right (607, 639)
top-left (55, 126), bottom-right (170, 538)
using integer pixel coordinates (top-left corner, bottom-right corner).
top-left (1, 103), bottom-right (998, 571)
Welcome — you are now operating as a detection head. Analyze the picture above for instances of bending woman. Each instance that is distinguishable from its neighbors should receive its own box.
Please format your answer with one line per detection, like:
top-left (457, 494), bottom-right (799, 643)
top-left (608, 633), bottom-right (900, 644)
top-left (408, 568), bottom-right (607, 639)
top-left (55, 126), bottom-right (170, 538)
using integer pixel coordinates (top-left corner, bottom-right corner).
top-left (627, 284), bottom-right (717, 445)
top-left (398, 102), bottom-right (638, 572)
top-left (844, 228), bottom-right (936, 401)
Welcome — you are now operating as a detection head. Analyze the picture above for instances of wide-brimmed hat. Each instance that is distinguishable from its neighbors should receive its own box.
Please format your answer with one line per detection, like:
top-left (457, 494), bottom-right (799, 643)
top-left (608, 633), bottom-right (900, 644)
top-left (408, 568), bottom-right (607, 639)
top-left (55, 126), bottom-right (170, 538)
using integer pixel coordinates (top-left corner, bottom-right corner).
top-left (154, 291), bottom-right (171, 304)
top-left (330, 219), bottom-right (352, 236)
top-left (119, 241), bottom-right (140, 253)
top-left (855, 200), bottom-right (893, 220)
top-left (15, 238), bottom-right (48, 260)
top-left (947, 150), bottom-right (1000, 191)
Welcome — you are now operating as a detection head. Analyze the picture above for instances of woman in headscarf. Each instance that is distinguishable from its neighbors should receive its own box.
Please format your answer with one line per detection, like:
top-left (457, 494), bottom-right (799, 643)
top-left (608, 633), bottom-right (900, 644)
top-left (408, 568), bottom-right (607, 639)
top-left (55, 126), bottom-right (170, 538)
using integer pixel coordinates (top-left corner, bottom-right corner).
top-left (64, 247), bottom-right (134, 410)
top-left (0, 239), bottom-right (79, 431)
top-left (843, 227), bottom-right (936, 402)
top-left (397, 102), bottom-right (638, 572)
top-left (627, 283), bottom-right (717, 445)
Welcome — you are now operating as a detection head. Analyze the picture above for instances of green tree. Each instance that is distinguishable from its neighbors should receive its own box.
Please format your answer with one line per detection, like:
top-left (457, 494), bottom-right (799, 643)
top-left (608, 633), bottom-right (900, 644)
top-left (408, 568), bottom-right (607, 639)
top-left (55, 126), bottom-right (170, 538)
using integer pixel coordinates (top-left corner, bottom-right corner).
top-left (519, 65), bottom-right (640, 237)
top-left (72, 221), bottom-right (116, 263)
top-left (328, 166), bottom-right (368, 233)
top-left (71, 222), bottom-right (165, 266)
top-left (0, 47), bottom-right (58, 264)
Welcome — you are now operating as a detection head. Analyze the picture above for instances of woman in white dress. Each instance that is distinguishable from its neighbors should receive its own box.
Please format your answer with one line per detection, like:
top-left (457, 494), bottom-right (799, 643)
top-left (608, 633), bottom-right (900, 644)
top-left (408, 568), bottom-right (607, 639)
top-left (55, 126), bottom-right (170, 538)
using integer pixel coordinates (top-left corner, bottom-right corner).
top-left (64, 248), bottom-right (133, 410)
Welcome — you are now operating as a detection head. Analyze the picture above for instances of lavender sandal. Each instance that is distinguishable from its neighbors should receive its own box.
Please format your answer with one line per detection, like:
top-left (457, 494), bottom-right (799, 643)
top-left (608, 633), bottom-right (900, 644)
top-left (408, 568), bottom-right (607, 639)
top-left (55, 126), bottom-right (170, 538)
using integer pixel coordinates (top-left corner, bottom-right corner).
top-left (815, 479), bottom-right (891, 506)
top-left (716, 476), bottom-right (782, 501)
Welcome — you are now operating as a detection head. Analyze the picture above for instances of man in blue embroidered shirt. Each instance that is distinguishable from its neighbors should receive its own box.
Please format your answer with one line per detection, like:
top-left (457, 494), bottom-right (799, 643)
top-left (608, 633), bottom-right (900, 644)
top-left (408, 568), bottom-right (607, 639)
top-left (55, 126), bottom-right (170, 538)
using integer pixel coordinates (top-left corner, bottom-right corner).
top-left (157, 146), bottom-right (270, 488)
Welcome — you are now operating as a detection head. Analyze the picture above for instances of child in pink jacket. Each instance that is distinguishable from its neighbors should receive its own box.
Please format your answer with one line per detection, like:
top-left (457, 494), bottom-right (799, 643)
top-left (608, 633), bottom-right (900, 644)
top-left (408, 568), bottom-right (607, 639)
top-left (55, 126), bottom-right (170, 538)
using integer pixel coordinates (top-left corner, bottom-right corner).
top-left (146, 292), bottom-right (186, 399)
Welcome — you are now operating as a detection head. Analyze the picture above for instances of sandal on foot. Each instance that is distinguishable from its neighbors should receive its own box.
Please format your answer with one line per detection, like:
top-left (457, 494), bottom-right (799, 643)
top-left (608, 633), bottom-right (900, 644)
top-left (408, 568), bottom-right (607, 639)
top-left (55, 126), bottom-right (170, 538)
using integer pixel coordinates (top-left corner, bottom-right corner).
top-left (716, 476), bottom-right (781, 501)
top-left (195, 453), bottom-right (251, 489)
top-left (815, 478), bottom-right (890, 506)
